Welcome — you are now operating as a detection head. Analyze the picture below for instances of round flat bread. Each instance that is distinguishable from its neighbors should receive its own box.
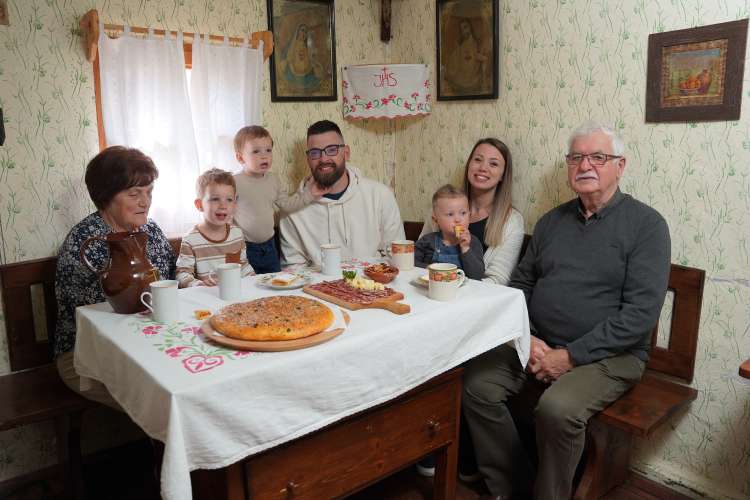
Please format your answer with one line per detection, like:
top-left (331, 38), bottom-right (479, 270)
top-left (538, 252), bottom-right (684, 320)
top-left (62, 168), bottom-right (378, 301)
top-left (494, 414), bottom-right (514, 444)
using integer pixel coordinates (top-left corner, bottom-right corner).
top-left (210, 296), bottom-right (334, 341)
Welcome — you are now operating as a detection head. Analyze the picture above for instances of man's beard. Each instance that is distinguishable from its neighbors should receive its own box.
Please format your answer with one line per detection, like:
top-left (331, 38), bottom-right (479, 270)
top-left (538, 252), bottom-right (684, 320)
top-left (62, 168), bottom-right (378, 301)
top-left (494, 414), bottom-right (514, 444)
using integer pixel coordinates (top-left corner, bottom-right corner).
top-left (312, 160), bottom-right (346, 188)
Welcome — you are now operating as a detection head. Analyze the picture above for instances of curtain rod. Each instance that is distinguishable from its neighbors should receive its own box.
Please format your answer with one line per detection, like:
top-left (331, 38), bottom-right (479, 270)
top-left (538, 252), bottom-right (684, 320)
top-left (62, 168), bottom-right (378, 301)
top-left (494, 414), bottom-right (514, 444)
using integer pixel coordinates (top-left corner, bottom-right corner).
top-left (79, 9), bottom-right (274, 63)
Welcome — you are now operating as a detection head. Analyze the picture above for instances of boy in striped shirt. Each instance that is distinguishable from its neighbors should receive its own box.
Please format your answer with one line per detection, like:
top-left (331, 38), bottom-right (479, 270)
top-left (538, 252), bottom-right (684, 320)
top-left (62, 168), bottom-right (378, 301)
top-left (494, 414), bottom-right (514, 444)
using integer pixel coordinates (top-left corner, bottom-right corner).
top-left (176, 168), bottom-right (254, 287)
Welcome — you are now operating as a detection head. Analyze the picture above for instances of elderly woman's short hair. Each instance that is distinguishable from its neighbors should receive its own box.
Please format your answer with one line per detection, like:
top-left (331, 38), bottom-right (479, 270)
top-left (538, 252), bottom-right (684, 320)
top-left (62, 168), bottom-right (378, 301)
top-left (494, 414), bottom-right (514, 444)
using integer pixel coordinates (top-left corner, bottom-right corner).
top-left (85, 146), bottom-right (158, 210)
top-left (567, 121), bottom-right (624, 156)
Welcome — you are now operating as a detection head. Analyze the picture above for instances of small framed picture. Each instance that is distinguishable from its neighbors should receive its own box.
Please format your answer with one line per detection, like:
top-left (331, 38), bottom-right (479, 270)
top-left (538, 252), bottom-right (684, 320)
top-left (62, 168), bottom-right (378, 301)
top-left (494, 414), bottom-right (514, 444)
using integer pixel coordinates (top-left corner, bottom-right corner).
top-left (436, 0), bottom-right (498, 101)
top-left (0, 0), bottom-right (10, 26)
top-left (267, 0), bottom-right (337, 102)
top-left (645, 19), bottom-right (748, 122)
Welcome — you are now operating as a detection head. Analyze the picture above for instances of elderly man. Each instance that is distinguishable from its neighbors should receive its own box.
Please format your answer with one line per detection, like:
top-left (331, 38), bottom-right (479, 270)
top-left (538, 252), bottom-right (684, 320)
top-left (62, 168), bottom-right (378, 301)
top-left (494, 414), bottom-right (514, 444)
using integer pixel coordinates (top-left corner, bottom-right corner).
top-left (463, 122), bottom-right (671, 500)
top-left (280, 120), bottom-right (404, 265)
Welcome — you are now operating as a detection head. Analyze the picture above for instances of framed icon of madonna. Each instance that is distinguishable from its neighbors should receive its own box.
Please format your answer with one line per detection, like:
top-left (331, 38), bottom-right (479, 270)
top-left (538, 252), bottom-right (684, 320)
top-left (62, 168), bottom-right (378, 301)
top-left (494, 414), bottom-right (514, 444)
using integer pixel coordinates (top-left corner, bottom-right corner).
top-left (267, 0), bottom-right (337, 102)
top-left (436, 0), bottom-right (498, 100)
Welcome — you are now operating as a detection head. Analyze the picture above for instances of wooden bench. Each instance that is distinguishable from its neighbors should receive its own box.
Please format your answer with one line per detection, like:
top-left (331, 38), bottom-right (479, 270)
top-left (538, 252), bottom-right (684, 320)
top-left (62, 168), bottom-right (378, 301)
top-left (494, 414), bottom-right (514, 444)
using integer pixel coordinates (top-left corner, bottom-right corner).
top-left (568, 263), bottom-right (704, 498)
top-left (0, 257), bottom-right (91, 499)
top-left (0, 237), bottom-right (183, 498)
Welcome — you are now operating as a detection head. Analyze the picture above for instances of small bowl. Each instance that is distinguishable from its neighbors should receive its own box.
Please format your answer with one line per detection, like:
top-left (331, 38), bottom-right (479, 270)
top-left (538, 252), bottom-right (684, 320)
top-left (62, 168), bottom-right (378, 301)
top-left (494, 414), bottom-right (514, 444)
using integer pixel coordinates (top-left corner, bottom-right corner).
top-left (364, 264), bottom-right (399, 284)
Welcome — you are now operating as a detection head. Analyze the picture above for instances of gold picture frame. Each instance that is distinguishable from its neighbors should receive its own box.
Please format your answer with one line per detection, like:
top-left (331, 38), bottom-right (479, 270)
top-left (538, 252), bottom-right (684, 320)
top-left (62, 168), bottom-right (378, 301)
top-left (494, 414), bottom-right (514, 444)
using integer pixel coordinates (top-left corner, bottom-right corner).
top-left (436, 0), bottom-right (498, 100)
top-left (267, 0), bottom-right (337, 102)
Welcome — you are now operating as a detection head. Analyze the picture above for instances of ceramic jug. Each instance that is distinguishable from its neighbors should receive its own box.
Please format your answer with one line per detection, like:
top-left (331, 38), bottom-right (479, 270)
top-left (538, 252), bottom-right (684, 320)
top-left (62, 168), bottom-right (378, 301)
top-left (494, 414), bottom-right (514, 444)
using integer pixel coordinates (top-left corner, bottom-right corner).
top-left (80, 231), bottom-right (159, 314)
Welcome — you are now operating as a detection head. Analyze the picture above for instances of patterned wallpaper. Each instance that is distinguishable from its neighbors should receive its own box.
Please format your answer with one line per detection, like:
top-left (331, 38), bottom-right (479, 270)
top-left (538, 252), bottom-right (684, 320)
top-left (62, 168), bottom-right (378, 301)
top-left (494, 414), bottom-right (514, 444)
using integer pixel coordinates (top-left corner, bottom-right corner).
top-left (0, 0), bottom-right (749, 498)
top-left (0, 0), bottom-right (391, 483)
top-left (390, 1), bottom-right (750, 498)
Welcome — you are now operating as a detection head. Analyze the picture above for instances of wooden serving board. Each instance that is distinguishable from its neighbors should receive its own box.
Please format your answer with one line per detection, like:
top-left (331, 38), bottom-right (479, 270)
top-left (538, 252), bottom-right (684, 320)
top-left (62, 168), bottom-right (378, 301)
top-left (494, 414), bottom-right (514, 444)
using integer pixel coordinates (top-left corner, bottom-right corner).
top-left (303, 285), bottom-right (411, 315)
top-left (202, 311), bottom-right (350, 352)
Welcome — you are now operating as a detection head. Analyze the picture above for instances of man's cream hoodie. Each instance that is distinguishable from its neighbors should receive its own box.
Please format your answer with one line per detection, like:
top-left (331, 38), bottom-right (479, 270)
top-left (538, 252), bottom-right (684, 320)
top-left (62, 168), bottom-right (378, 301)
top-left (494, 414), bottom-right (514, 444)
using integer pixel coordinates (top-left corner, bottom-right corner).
top-left (279, 166), bottom-right (405, 266)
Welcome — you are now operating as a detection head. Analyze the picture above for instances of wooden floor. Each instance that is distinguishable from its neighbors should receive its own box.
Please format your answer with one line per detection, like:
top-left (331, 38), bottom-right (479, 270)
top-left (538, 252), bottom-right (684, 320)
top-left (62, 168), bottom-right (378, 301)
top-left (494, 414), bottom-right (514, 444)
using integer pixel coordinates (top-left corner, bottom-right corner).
top-left (1, 439), bottom-right (692, 500)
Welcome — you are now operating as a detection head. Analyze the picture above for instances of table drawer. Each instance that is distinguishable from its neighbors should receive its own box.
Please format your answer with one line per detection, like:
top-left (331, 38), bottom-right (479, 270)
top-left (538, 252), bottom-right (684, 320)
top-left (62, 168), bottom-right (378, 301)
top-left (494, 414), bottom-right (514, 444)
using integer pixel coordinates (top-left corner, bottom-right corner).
top-left (244, 370), bottom-right (461, 499)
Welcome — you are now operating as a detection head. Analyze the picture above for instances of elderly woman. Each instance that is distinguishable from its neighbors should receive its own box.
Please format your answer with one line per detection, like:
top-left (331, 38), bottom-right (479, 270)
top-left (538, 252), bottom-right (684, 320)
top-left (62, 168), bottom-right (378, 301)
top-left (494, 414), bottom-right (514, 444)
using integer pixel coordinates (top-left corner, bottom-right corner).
top-left (420, 138), bottom-right (525, 286)
top-left (55, 146), bottom-right (175, 408)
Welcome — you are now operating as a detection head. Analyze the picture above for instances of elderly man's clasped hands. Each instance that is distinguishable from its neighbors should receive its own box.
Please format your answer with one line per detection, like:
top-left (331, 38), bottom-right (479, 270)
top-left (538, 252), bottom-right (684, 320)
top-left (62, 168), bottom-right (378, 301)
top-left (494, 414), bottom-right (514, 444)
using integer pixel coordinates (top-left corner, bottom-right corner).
top-left (526, 336), bottom-right (574, 384)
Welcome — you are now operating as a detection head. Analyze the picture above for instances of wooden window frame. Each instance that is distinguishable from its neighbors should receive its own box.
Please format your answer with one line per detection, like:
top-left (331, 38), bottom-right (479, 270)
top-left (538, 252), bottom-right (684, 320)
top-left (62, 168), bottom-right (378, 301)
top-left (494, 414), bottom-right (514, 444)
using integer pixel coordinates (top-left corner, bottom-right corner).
top-left (79, 9), bottom-right (273, 150)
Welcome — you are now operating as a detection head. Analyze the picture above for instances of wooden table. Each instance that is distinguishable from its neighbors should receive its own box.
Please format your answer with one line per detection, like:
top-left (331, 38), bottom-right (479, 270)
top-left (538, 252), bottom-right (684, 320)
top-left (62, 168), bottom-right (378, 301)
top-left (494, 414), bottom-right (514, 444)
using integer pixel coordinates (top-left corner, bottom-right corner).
top-left (75, 265), bottom-right (529, 499)
top-left (191, 368), bottom-right (462, 500)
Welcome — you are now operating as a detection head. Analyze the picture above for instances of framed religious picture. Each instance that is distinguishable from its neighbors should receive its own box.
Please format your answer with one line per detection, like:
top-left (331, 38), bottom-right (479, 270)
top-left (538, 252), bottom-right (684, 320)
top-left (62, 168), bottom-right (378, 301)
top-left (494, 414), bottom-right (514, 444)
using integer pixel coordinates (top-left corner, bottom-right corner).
top-left (436, 0), bottom-right (498, 100)
top-left (646, 19), bottom-right (748, 122)
top-left (267, 0), bottom-right (337, 102)
top-left (0, 0), bottom-right (9, 26)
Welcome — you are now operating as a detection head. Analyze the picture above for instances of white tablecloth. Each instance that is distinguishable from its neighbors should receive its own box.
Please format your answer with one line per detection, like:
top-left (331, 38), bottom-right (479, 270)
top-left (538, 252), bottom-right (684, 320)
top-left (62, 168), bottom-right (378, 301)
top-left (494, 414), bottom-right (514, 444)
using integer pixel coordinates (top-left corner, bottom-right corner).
top-left (74, 263), bottom-right (529, 500)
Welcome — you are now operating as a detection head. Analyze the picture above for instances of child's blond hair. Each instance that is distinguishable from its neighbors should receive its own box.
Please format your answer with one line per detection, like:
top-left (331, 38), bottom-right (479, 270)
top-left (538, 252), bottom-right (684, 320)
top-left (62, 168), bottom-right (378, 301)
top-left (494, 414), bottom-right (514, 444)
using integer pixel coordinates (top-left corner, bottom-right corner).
top-left (233, 125), bottom-right (273, 153)
top-left (432, 184), bottom-right (468, 209)
top-left (196, 168), bottom-right (236, 198)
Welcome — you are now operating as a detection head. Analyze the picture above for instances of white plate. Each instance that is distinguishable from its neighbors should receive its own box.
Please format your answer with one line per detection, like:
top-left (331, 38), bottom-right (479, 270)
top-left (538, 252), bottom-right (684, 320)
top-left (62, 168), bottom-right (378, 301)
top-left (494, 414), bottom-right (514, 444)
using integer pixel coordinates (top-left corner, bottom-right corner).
top-left (256, 272), bottom-right (311, 290)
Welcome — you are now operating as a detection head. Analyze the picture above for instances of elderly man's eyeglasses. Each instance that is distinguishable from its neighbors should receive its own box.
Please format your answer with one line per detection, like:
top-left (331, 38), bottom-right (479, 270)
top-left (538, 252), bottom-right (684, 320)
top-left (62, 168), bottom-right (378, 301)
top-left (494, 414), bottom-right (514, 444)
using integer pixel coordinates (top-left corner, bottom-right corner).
top-left (305, 144), bottom-right (345, 160)
top-left (565, 153), bottom-right (622, 167)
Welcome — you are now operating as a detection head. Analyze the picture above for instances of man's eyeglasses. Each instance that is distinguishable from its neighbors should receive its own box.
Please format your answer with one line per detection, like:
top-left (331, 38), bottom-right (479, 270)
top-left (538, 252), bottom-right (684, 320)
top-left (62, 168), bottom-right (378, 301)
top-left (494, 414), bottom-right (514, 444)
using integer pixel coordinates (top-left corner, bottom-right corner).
top-left (305, 144), bottom-right (345, 160)
top-left (565, 153), bottom-right (622, 167)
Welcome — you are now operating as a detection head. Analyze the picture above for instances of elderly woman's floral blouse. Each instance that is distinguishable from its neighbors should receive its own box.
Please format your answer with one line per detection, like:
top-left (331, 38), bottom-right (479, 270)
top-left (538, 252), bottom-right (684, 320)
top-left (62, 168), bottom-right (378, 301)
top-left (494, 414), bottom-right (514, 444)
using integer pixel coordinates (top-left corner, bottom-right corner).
top-left (54, 212), bottom-right (176, 357)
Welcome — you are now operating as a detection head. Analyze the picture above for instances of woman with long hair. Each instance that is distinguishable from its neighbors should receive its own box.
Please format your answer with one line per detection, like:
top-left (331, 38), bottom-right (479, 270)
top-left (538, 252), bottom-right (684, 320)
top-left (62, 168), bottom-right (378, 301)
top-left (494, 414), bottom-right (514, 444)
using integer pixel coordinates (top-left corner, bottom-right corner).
top-left (419, 138), bottom-right (524, 285)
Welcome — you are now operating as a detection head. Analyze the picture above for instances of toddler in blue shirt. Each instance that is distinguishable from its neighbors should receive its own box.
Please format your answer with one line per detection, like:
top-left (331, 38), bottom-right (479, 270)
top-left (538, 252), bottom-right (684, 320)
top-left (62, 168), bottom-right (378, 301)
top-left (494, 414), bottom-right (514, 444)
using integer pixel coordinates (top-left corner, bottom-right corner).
top-left (414, 184), bottom-right (485, 280)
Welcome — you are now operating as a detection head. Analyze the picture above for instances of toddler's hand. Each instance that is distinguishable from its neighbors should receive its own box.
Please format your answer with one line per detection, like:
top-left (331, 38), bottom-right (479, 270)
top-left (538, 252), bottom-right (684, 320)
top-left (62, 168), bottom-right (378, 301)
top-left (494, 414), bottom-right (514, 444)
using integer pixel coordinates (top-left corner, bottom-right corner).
top-left (201, 276), bottom-right (218, 287)
top-left (458, 229), bottom-right (471, 253)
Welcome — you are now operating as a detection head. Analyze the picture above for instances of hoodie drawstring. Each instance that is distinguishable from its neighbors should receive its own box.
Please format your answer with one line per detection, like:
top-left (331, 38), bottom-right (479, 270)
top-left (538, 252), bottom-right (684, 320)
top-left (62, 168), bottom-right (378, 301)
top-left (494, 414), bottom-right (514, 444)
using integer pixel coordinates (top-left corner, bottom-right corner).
top-left (341, 202), bottom-right (349, 246)
top-left (324, 201), bottom-right (348, 246)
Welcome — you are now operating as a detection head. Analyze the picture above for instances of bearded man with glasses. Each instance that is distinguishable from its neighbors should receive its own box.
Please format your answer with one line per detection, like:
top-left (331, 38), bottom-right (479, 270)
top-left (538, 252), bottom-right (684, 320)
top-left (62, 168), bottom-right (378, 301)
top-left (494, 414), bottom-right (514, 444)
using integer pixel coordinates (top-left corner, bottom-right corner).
top-left (279, 120), bottom-right (404, 266)
top-left (463, 122), bottom-right (671, 500)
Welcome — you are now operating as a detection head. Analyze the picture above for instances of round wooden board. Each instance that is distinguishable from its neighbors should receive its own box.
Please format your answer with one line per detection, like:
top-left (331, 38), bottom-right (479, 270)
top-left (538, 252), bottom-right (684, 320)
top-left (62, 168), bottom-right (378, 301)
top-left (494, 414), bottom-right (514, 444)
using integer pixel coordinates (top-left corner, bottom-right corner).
top-left (202, 311), bottom-right (350, 352)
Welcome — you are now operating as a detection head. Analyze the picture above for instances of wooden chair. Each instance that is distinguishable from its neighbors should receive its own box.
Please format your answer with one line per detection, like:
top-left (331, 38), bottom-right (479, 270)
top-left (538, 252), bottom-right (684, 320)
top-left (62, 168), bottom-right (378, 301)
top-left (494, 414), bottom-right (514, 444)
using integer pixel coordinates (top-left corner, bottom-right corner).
top-left (403, 221), bottom-right (424, 242)
top-left (0, 256), bottom-right (91, 499)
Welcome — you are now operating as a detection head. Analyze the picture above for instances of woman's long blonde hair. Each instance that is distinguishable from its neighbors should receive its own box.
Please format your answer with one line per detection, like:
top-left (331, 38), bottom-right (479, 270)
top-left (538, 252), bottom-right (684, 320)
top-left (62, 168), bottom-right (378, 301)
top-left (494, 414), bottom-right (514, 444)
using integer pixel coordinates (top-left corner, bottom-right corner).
top-left (462, 138), bottom-right (513, 248)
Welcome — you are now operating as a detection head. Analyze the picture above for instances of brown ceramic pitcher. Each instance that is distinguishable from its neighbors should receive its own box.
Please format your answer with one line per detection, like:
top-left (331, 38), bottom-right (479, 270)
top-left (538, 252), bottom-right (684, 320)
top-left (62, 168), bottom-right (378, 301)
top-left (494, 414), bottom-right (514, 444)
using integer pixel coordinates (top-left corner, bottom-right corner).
top-left (80, 231), bottom-right (160, 314)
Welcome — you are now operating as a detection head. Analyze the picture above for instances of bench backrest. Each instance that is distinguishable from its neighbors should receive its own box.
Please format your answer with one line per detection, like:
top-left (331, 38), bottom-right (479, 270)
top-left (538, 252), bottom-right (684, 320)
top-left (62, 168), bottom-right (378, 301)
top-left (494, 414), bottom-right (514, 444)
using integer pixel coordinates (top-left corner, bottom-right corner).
top-left (647, 264), bottom-right (704, 383)
top-left (0, 257), bottom-right (59, 371)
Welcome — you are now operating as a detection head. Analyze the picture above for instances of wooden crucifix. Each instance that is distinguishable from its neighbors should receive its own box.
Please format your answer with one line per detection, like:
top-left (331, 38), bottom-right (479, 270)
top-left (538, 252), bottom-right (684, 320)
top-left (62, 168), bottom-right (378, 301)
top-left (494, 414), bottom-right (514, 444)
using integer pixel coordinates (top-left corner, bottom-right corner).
top-left (381, 0), bottom-right (391, 42)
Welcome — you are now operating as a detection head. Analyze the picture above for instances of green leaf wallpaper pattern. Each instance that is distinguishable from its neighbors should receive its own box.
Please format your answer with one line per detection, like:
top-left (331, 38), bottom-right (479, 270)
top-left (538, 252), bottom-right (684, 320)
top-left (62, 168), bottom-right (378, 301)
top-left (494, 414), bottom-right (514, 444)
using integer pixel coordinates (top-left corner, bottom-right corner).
top-left (0, 0), bottom-right (391, 484)
top-left (0, 0), bottom-right (749, 497)
top-left (391, 1), bottom-right (750, 498)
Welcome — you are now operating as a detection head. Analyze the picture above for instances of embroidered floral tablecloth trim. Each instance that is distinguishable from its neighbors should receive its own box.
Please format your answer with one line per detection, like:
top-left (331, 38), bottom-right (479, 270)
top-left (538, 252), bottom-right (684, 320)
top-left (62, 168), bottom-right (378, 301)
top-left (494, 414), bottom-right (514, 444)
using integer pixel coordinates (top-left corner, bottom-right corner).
top-left (130, 260), bottom-right (377, 373)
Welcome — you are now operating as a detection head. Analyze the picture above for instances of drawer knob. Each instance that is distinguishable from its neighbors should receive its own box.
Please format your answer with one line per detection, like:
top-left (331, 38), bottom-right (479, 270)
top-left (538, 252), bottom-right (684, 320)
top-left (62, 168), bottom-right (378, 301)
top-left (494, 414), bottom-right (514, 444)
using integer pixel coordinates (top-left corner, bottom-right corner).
top-left (427, 419), bottom-right (440, 434)
top-left (281, 481), bottom-right (299, 497)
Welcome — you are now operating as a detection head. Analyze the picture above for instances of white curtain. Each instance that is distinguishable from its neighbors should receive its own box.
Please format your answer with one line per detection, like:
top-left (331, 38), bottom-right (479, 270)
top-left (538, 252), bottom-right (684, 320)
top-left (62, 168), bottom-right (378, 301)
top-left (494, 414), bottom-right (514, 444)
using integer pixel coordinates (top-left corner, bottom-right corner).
top-left (190, 35), bottom-right (263, 173)
top-left (98, 25), bottom-right (200, 235)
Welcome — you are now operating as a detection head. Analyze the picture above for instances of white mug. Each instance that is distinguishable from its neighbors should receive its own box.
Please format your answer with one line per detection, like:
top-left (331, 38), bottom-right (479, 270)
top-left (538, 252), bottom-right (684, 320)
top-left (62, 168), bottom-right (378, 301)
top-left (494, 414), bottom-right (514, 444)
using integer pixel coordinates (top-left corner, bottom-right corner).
top-left (216, 263), bottom-right (242, 301)
top-left (427, 263), bottom-right (465, 301)
top-left (140, 280), bottom-right (180, 323)
top-left (388, 240), bottom-right (415, 270)
top-left (320, 244), bottom-right (341, 276)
